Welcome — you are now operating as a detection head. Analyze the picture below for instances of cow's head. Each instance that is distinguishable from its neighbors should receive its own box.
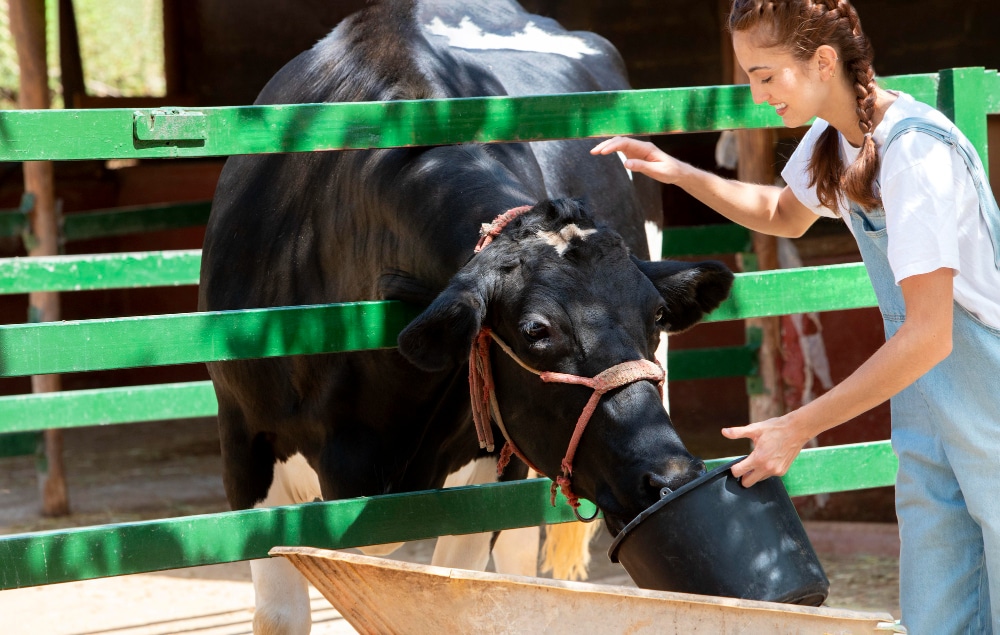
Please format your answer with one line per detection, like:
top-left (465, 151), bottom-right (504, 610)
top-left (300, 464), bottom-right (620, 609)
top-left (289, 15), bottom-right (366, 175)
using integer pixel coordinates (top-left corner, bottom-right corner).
top-left (397, 199), bottom-right (734, 534)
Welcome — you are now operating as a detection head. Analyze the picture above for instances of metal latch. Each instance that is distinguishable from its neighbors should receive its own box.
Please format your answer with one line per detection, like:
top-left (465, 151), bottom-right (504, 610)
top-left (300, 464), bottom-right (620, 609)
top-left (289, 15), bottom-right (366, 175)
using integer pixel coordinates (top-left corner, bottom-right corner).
top-left (133, 108), bottom-right (208, 142)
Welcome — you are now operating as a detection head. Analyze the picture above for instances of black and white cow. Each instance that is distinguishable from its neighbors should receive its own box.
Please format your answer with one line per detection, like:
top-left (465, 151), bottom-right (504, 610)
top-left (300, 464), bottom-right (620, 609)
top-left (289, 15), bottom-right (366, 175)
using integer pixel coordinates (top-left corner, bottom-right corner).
top-left (199, 1), bottom-right (733, 632)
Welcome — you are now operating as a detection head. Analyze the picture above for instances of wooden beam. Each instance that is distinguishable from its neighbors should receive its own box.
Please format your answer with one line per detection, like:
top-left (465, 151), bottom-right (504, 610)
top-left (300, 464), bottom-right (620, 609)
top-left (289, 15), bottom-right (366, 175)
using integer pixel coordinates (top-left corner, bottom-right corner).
top-left (57, 0), bottom-right (84, 107)
top-left (162, 0), bottom-right (185, 99)
top-left (720, 11), bottom-right (786, 423)
top-left (9, 0), bottom-right (69, 517)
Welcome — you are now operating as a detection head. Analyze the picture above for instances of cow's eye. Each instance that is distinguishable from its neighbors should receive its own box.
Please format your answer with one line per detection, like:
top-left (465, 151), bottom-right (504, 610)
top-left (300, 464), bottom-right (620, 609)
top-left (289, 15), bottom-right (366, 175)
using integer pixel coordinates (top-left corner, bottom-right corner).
top-left (654, 306), bottom-right (670, 328)
top-left (520, 320), bottom-right (550, 344)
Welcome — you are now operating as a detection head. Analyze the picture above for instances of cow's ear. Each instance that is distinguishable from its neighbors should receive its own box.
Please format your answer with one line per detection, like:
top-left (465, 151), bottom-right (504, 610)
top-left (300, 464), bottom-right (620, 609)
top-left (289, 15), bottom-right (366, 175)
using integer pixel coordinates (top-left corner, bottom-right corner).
top-left (634, 258), bottom-right (734, 333)
top-left (397, 270), bottom-right (490, 372)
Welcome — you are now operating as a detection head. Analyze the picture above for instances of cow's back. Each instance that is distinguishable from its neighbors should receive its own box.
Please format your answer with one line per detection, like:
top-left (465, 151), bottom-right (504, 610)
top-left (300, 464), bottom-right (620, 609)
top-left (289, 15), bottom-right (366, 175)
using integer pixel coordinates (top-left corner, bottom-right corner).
top-left (413, 1), bottom-right (658, 251)
top-left (202, 0), bottom-right (654, 313)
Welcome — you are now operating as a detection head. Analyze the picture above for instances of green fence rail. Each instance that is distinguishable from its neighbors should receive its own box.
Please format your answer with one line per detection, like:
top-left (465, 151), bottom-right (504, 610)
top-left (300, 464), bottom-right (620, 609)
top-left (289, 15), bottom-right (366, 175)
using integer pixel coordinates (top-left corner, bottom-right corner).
top-left (0, 201), bottom-right (212, 243)
top-left (2, 66), bottom-right (994, 592)
top-left (0, 265), bottom-right (872, 378)
top-left (0, 69), bottom-right (993, 163)
top-left (0, 381), bottom-right (218, 433)
top-left (0, 343), bottom-right (762, 433)
top-left (0, 250), bottom-right (201, 294)
top-left (0, 440), bottom-right (896, 590)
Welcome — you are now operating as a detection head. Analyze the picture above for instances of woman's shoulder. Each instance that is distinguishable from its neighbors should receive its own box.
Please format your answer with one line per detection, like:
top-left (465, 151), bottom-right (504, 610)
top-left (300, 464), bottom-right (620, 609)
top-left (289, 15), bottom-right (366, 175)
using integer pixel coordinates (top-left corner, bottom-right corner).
top-left (875, 94), bottom-right (966, 185)
top-left (875, 92), bottom-right (956, 146)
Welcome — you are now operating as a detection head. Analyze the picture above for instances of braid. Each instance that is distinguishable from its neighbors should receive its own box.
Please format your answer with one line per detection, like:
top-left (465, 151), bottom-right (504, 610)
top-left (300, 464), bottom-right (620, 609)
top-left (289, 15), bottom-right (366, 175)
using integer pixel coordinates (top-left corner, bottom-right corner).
top-left (730, 0), bottom-right (881, 211)
top-left (841, 43), bottom-right (881, 210)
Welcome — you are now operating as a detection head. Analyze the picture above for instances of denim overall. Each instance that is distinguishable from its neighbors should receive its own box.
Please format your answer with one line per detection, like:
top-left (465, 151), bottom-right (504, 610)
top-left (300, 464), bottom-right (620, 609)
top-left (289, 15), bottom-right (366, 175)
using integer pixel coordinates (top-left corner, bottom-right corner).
top-left (849, 117), bottom-right (1000, 634)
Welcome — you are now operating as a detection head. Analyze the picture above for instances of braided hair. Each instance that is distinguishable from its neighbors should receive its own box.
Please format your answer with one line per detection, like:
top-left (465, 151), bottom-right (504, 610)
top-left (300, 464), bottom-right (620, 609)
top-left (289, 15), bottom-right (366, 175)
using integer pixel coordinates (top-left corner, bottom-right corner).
top-left (729, 0), bottom-right (880, 211)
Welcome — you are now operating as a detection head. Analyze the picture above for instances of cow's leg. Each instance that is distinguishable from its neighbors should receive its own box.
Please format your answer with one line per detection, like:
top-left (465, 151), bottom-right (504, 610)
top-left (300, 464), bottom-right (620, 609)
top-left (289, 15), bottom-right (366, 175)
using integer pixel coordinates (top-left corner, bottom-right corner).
top-left (430, 458), bottom-right (540, 575)
top-left (250, 453), bottom-right (321, 635)
top-left (491, 523), bottom-right (540, 576)
top-left (431, 458), bottom-right (495, 571)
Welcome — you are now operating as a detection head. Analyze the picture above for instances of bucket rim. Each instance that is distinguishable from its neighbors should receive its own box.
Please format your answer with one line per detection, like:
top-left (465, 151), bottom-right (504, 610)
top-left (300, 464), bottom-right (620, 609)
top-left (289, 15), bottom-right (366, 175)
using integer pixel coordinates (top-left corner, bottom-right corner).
top-left (607, 457), bottom-right (744, 563)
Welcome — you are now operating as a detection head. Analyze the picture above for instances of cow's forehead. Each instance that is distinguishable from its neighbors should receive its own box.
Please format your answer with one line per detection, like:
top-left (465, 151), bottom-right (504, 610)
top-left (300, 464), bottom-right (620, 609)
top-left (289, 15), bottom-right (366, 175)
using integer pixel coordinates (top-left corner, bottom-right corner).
top-left (512, 236), bottom-right (652, 312)
top-left (536, 224), bottom-right (598, 257)
top-left (518, 223), bottom-right (629, 268)
top-left (423, 16), bottom-right (601, 60)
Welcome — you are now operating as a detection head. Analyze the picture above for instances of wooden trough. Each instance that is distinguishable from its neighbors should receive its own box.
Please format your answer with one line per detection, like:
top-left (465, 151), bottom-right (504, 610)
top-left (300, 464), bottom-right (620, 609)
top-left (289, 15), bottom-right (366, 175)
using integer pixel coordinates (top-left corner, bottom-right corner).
top-left (271, 546), bottom-right (900, 634)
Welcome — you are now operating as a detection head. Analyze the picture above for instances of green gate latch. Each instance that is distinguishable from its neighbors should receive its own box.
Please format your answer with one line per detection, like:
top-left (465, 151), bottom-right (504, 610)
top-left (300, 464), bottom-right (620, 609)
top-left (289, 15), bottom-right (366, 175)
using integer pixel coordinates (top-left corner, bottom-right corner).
top-left (133, 108), bottom-right (208, 142)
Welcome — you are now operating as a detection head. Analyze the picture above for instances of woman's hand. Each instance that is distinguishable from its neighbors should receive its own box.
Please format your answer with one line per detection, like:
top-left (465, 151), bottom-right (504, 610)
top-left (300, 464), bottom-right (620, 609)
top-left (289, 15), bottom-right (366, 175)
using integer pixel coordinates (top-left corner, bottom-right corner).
top-left (721, 414), bottom-right (813, 487)
top-left (590, 136), bottom-right (688, 185)
top-left (721, 268), bottom-right (956, 488)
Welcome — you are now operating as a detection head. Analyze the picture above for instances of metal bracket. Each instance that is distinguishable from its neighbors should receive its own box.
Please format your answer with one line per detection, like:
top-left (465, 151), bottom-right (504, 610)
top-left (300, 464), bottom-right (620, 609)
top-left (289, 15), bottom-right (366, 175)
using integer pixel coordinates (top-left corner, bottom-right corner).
top-left (744, 326), bottom-right (766, 395)
top-left (133, 108), bottom-right (208, 142)
top-left (15, 192), bottom-right (38, 251)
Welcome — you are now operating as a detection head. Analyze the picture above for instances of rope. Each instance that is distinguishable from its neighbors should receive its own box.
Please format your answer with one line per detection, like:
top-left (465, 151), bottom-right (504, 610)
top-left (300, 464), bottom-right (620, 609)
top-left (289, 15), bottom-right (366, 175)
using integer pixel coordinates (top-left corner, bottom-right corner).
top-left (470, 327), bottom-right (664, 512)
top-left (474, 205), bottom-right (533, 253)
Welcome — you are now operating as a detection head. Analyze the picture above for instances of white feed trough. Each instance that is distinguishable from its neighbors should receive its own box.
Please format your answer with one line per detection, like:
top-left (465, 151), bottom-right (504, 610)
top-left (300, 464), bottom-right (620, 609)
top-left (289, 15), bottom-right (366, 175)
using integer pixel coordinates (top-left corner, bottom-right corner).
top-left (270, 546), bottom-right (899, 634)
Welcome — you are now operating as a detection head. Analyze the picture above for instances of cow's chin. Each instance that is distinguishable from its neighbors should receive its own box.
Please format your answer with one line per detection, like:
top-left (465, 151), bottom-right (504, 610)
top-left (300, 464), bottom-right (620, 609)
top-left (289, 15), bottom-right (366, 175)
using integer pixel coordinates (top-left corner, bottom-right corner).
top-left (602, 513), bottom-right (632, 538)
top-left (591, 463), bottom-right (709, 537)
top-left (590, 490), bottom-right (656, 538)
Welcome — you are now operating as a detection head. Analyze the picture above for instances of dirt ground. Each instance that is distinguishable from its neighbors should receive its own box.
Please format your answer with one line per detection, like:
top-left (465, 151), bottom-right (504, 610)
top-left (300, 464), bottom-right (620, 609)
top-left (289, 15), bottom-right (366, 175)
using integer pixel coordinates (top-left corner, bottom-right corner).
top-left (0, 419), bottom-right (900, 634)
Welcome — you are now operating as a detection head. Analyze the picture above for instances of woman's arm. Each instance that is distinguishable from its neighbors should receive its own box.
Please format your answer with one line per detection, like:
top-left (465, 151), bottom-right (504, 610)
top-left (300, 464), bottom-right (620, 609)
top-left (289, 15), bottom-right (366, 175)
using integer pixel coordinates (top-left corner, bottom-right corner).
top-left (591, 136), bottom-right (819, 238)
top-left (722, 267), bottom-right (955, 486)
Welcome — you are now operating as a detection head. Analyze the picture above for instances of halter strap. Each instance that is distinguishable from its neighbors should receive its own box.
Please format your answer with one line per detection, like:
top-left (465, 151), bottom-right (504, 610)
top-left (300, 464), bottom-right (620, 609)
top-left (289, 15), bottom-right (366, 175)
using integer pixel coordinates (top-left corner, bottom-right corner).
top-left (470, 327), bottom-right (664, 513)
top-left (475, 205), bottom-right (534, 253)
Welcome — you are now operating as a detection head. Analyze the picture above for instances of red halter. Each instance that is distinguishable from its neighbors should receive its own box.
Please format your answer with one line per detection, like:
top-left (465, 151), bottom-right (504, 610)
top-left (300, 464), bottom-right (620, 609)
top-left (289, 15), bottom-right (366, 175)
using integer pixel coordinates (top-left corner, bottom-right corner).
top-left (468, 206), bottom-right (665, 518)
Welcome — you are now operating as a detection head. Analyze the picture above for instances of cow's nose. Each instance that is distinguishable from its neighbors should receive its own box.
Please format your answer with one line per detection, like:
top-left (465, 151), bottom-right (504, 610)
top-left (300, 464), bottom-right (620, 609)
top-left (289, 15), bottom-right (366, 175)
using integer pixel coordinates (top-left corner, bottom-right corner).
top-left (645, 457), bottom-right (706, 499)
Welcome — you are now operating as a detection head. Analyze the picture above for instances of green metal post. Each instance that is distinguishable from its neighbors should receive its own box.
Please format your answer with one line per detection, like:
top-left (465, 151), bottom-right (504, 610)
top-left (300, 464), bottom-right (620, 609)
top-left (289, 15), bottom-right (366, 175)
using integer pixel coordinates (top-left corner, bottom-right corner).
top-left (938, 67), bottom-right (989, 173)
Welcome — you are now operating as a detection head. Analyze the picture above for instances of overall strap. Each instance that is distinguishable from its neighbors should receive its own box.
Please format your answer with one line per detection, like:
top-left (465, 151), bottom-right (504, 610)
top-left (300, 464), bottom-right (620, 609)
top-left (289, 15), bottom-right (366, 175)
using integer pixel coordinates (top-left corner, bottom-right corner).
top-left (882, 116), bottom-right (1000, 270)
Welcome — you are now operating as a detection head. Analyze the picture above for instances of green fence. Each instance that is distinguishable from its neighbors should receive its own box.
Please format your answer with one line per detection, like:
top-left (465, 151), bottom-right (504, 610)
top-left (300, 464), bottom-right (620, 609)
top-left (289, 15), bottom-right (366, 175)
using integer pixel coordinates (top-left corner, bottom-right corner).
top-left (0, 67), bottom-right (996, 591)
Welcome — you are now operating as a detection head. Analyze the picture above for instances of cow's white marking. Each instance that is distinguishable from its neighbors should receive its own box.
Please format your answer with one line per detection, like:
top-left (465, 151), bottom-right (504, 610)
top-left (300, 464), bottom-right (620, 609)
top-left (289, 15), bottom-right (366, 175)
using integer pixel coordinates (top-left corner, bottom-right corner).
top-left (425, 17), bottom-right (601, 59)
top-left (250, 453), bottom-right (321, 635)
top-left (538, 224), bottom-right (598, 256)
top-left (249, 453), bottom-right (406, 633)
top-left (645, 220), bottom-right (670, 412)
top-left (617, 151), bottom-right (634, 181)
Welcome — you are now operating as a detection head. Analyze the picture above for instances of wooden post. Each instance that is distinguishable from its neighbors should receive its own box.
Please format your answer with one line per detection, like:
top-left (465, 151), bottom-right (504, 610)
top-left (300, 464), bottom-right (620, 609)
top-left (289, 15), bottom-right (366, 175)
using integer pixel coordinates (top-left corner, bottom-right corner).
top-left (162, 0), bottom-right (184, 98)
top-left (9, 0), bottom-right (70, 517)
top-left (57, 0), bottom-right (84, 107)
top-left (734, 123), bottom-right (786, 423)
top-left (720, 0), bottom-right (786, 422)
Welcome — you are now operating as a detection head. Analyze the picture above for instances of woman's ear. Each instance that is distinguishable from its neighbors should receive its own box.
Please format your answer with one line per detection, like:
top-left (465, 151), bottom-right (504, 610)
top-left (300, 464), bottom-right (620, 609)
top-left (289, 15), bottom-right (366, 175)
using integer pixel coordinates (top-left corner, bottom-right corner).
top-left (815, 44), bottom-right (839, 81)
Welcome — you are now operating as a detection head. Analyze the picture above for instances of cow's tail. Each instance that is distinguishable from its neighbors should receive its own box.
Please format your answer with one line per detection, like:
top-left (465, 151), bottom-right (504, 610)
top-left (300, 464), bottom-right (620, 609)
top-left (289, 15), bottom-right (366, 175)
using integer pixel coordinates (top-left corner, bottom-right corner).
top-left (539, 520), bottom-right (601, 581)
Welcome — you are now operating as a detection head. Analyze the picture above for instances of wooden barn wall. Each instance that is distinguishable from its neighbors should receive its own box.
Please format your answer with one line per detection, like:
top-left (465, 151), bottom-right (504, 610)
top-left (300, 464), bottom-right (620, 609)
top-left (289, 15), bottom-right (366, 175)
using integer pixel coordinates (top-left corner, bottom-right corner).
top-left (170, 1), bottom-right (999, 103)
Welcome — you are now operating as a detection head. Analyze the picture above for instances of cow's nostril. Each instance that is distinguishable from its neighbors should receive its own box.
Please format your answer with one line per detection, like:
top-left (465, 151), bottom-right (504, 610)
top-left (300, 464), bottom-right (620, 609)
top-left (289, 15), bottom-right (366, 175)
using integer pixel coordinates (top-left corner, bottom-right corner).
top-left (645, 472), bottom-right (680, 500)
top-left (645, 458), bottom-right (706, 500)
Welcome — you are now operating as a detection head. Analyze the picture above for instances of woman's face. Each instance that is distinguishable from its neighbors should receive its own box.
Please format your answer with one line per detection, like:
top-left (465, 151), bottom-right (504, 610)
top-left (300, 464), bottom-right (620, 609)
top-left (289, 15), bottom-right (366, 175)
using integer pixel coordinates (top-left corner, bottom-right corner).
top-left (732, 30), bottom-right (832, 128)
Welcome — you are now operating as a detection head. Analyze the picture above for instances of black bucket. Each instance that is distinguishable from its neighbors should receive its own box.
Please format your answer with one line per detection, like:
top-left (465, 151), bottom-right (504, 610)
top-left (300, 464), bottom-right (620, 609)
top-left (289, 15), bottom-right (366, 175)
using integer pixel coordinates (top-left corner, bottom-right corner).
top-left (608, 458), bottom-right (829, 606)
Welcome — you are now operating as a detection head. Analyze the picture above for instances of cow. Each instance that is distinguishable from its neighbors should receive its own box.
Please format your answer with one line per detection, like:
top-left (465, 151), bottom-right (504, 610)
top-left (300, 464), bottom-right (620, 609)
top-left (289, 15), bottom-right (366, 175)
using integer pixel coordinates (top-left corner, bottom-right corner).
top-left (198, 1), bottom-right (734, 632)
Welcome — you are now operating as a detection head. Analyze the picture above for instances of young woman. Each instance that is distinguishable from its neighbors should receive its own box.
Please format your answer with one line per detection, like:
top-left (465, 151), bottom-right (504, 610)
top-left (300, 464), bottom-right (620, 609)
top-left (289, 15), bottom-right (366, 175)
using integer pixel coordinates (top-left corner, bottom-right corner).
top-left (593, 1), bottom-right (1000, 631)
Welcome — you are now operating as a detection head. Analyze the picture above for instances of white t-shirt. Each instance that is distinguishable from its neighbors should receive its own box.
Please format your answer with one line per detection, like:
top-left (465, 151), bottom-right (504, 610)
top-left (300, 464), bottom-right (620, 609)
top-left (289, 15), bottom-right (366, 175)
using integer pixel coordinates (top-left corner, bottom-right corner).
top-left (781, 92), bottom-right (1000, 329)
